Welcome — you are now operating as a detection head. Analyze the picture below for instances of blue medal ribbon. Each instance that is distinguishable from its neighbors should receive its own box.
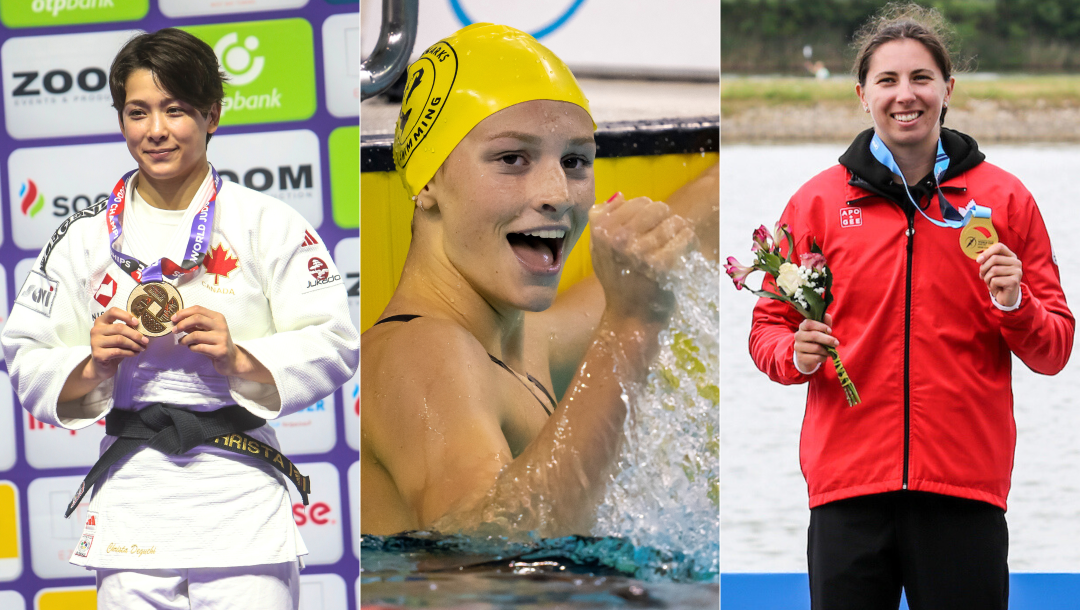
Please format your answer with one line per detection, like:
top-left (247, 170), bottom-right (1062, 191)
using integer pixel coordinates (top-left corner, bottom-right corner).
top-left (869, 133), bottom-right (990, 228)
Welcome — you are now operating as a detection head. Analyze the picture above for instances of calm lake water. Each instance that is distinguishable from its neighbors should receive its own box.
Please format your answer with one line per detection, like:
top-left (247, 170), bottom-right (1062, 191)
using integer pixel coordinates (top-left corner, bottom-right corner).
top-left (721, 144), bottom-right (1080, 572)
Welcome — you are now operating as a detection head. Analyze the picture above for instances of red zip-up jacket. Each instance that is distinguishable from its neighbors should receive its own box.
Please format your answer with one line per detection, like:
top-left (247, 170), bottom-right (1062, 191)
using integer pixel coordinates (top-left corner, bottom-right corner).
top-left (750, 129), bottom-right (1074, 510)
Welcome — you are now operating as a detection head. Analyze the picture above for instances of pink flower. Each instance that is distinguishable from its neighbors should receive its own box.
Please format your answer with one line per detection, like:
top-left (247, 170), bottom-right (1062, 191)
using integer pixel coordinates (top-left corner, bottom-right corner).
top-left (725, 256), bottom-right (755, 290)
top-left (752, 225), bottom-right (772, 253)
top-left (801, 252), bottom-right (827, 271)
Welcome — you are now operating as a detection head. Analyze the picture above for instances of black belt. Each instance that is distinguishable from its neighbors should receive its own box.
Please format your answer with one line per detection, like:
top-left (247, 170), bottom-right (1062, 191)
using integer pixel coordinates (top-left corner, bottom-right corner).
top-left (65, 403), bottom-right (310, 517)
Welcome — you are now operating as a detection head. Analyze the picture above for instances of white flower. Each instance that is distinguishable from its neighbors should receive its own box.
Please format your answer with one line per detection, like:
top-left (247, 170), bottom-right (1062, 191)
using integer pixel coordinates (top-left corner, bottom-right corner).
top-left (776, 262), bottom-right (805, 296)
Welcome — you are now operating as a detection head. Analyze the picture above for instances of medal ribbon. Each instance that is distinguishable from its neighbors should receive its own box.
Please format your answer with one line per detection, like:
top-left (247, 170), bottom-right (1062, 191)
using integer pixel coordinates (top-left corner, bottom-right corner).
top-left (106, 165), bottom-right (221, 284)
top-left (869, 133), bottom-right (990, 228)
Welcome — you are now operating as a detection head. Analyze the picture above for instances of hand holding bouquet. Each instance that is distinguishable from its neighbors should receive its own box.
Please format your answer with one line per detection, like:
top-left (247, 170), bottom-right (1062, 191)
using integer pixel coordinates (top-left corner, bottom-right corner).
top-left (725, 223), bottom-right (861, 406)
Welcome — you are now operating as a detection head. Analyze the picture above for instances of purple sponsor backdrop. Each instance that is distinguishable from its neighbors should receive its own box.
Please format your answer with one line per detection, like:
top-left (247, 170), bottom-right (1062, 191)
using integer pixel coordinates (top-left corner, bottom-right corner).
top-left (0, 1), bottom-right (359, 608)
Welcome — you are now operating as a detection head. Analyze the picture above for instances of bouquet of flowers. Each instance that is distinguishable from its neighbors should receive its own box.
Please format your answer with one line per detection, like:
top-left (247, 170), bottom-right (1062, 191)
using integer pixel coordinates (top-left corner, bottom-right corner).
top-left (725, 223), bottom-right (861, 406)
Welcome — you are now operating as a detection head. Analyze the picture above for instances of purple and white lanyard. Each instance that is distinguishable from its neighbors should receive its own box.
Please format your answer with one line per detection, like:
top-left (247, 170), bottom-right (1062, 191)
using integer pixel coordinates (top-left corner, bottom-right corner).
top-left (105, 165), bottom-right (221, 284)
top-left (869, 133), bottom-right (990, 229)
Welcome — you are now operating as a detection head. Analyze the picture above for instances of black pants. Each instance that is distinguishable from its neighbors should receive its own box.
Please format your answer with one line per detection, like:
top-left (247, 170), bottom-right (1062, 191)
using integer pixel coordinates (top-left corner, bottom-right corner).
top-left (808, 491), bottom-right (1009, 610)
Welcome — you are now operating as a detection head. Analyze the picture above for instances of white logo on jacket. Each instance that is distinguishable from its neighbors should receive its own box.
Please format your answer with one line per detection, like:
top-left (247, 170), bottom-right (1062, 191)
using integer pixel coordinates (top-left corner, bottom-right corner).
top-left (15, 270), bottom-right (57, 317)
top-left (840, 208), bottom-right (862, 228)
top-left (94, 273), bottom-right (116, 307)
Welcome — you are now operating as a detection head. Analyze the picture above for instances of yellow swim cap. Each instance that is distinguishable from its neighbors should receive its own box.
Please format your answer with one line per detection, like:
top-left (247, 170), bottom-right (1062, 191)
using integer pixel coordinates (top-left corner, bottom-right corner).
top-left (392, 23), bottom-right (594, 197)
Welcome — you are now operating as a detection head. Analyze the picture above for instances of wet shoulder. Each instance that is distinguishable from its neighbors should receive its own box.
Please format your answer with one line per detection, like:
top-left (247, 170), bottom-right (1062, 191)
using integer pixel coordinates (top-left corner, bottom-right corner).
top-left (362, 316), bottom-right (495, 406)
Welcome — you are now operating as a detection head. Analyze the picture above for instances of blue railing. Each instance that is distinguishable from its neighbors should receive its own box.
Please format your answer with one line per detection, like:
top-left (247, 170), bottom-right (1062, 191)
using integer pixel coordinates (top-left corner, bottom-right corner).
top-left (721, 573), bottom-right (1080, 609)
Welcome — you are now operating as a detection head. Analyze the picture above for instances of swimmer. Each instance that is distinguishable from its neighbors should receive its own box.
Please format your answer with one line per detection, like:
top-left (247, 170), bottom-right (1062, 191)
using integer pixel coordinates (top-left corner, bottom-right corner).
top-left (361, 24), bottom-right (716, 537)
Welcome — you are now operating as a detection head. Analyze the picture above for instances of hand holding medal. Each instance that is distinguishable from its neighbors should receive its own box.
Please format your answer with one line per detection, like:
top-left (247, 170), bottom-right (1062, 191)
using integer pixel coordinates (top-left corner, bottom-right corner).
top-left (100, 166), bottom-right (274, 385)
top-left (106, 166), bottom-right (220, 337)
top-left (870, 135), bottom-right (1022, 307)
top-left (977, 242), bottom-right (1024, 308)
top-left (62, 308), bottom-right (150, 401)
top-left (170, 305), bottom-right (271, 383)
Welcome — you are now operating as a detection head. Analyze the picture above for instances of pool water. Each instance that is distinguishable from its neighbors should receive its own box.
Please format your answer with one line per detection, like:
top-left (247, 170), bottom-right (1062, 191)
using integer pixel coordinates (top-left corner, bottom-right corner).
top-left (361, 533), bottom-right (719, 608)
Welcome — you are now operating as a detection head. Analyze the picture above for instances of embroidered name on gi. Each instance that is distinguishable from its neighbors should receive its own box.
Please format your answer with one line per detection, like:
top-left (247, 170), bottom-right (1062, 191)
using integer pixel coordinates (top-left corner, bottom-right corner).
top-left (106, 543), bottom-right (157, 557)
top-left (211, 434), bottom-right (310, 499)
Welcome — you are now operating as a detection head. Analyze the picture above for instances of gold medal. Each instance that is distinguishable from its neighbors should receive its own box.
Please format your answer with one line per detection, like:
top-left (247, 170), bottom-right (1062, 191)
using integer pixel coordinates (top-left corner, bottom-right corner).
top-left (959, 215), bottom-right (998, 260)
top-left (127, 282), bottom-right (183, 337)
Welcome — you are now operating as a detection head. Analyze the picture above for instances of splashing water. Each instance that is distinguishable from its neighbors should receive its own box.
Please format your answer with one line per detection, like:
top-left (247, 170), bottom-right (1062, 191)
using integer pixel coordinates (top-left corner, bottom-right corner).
top-left (593, 251), bottom-right (720, 581)
top-left (362, 253), bottom-right (719, 593)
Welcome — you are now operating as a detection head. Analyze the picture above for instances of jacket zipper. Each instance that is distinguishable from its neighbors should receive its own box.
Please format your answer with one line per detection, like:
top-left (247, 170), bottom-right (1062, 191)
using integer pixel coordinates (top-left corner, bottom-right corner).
top-left (848, 177), bottom-right (968, 491)
top-left (902, 209), bottom-right (915, 490)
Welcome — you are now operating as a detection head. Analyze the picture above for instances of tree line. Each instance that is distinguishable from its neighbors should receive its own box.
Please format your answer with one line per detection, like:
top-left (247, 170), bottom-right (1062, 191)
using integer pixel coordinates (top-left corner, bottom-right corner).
top-left (722, 0), bottom-right (1080, 73)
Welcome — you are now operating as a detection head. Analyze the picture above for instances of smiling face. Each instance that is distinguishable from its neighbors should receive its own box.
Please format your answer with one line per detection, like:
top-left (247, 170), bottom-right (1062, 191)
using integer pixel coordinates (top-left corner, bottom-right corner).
top-left (857, 38), bottom-right (954, 155)
top-left (425, 99), bottom-right (595, 313)
top-left (119, 68), bottom-right (219, 186)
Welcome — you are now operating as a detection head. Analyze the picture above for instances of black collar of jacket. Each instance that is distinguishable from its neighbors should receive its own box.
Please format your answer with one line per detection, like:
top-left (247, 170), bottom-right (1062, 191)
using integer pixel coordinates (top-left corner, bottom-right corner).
top-left (839, 127), bottom-right (985, 209)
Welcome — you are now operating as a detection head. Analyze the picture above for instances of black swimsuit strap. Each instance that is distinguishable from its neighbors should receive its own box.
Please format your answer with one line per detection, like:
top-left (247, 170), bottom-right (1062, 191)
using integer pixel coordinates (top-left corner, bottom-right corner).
top-left (374, 314), bottom-right (556, 416)
top-left (487, 354), bottom-right (555, 417)
top-left (373, 314), bottom-right (422, 326)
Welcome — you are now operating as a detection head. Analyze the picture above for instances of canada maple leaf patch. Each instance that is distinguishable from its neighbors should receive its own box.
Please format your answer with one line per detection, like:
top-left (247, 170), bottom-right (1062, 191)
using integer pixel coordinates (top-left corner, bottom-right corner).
top-left (203, 244), bottom-right (239, 285)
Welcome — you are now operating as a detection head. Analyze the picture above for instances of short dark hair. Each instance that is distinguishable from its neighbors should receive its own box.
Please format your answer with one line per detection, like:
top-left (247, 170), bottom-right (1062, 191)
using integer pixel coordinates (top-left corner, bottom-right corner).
top-left (110, 28), bottom-right (227, 143)
top-left (853, 3), bottom-right (956, 124)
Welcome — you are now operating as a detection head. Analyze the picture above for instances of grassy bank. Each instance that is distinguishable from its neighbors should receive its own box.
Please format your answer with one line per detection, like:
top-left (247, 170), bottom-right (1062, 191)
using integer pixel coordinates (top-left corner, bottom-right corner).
top-left (722, 74), bottom-right (1080, 143)
top-left (723, 74), bottom-right (1080, 114)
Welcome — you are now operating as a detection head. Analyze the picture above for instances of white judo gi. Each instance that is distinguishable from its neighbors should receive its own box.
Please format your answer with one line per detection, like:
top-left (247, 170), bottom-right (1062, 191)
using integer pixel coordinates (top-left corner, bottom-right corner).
top-left (1, 169), bottom-right (358, 605)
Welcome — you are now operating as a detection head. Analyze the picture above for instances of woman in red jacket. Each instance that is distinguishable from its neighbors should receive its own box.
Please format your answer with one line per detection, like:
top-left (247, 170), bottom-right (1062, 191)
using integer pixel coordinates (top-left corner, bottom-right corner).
top-left (750, 5), bottom-right (1074, 609)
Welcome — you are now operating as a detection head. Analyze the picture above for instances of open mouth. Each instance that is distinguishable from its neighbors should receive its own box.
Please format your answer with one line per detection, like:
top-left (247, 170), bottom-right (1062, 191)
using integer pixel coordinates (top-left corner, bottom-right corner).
top-left (892, 111), bottom-right (922, 123)
top-left (507, 229), bottom-right (567, 275)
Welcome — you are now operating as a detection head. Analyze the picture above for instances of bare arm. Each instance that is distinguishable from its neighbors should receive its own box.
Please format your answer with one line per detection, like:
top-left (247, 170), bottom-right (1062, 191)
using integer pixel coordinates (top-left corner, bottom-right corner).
top-left (534, 163), bottom-right (719, 396)
top-left (364, 197), bottom-right (696, 537)
top-left (665, 162), bottom-right (718, 262)
top-left (458, 197), bottom-right (695, 535)
top-left (448, 313), bottom-right (665, 535)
